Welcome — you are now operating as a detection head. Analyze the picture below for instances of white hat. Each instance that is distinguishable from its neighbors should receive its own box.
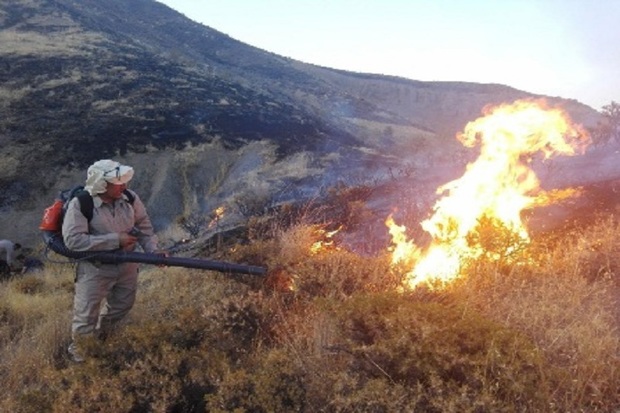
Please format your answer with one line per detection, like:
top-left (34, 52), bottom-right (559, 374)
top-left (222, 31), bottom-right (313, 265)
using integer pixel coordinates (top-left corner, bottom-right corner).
top-left (84, 159), bottom-right (134, 195)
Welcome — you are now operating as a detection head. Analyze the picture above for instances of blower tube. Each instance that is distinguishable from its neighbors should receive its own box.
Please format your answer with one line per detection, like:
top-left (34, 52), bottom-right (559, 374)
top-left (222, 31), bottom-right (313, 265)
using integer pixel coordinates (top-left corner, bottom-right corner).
top-left (42, 231), bottom-right (267, 276)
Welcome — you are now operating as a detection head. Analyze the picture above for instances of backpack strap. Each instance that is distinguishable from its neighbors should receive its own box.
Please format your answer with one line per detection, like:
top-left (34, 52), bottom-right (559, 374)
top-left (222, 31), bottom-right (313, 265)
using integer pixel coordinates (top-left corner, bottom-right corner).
top-left (75, 191), bottom-right (94, 222)
top-left (123, 189), bottom-right (135, 205)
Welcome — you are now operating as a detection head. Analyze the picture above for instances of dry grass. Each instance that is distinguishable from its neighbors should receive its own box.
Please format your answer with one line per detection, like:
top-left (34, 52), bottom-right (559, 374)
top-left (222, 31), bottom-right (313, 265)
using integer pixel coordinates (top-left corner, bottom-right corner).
top-left (450, 216), bottom-right (620, 410)
top-left (0, 28), bottom-right (108, 56)
top-left (0, 263), bottom-right (74, 397)
top-left (0, 206), bottom-right (618, 412)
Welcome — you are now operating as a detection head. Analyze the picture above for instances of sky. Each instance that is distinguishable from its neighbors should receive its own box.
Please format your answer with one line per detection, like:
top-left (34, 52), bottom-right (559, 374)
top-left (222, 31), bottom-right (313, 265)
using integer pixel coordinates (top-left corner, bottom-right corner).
top-left (156, 0), bottom-right (620, 111)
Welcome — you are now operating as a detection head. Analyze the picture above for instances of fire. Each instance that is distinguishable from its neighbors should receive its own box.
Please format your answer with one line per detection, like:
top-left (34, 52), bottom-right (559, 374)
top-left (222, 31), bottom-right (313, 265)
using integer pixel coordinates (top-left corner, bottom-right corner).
top-left (385, 215), bottom-right (420, 267)
top-left (310, 225), bottom-right (342, 255)
top-left (207, 206), bottom-right (225, 229)
top-left (387, 100), bottom-right (589, 289)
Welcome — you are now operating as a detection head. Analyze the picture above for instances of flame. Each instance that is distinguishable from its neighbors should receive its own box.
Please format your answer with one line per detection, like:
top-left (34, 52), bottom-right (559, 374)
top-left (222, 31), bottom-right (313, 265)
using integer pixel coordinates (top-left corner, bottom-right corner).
top-left (387, 100), bottom-right (589, 290)
top-left (207, 206), bottom-right (226, 229)
top-left (310, 225), bottom-right (342, 255)
top-left (385, 215), bottom-right (420, 266)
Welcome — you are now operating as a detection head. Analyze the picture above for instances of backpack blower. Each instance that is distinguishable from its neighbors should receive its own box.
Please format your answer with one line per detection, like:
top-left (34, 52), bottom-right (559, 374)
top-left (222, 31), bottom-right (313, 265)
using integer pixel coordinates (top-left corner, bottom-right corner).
top-left (39, 196), bottom-right (267, 277)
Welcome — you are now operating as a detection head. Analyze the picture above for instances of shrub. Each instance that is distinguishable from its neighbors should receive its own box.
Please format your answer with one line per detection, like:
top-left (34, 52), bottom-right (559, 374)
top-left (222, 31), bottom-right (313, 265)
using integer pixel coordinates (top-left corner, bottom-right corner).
top-left (324, 292), bottom-right (548, 411)
top-left (0, 210), bottom-right (618, 412)
top-left (205, 349), bottom-right (306, 413)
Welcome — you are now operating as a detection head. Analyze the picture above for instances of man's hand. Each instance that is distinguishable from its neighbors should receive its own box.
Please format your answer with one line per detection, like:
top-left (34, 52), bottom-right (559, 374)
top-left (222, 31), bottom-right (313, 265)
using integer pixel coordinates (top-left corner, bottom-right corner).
top-left (119, 232), bottom-right (138, 251)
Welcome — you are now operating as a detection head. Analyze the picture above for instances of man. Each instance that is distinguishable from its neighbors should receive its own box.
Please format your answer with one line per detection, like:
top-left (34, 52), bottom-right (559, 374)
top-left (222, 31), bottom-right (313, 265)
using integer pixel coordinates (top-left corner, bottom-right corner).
top-left (62, 159), bottom-right (164, 362)
top-left (0, 239), bottom-right (21, 277)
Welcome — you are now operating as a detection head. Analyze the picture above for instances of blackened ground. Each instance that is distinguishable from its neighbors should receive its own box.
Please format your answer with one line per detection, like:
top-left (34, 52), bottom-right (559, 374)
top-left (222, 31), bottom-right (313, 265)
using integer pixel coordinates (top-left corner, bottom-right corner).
top-left (526, 178), bottom-right (620, 235)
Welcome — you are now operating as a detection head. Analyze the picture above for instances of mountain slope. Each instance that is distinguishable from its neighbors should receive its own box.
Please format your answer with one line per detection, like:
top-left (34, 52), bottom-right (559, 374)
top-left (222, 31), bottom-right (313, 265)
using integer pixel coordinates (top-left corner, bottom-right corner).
top-left (0, 0), bottom-right (603, 247)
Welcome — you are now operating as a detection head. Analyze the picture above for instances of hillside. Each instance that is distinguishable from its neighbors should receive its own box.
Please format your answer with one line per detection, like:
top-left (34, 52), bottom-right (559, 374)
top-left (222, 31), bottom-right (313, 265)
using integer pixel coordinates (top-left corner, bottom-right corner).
top-left (1, 2), bottom-right (619, 411)
top-left (0, 0), bottom-right (607, 249)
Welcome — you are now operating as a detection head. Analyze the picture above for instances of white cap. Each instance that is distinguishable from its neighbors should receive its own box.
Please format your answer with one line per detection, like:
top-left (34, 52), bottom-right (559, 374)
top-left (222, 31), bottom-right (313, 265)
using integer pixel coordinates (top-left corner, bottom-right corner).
top-left (84, 159), bottom-right (134, 195)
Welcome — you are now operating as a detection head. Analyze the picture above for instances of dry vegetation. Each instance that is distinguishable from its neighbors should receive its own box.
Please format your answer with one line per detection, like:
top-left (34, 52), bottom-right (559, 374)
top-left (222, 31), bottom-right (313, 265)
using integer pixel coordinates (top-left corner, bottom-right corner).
top-left (0, 192), bottom-right (619, 412)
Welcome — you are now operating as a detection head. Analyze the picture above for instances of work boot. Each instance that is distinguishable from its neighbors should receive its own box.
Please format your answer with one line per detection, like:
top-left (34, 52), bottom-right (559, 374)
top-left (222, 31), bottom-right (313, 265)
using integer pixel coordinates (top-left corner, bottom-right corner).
top-left (67, 341), bottom-right (85, 363)
top-left (96, 318), bottom-right (118, 341)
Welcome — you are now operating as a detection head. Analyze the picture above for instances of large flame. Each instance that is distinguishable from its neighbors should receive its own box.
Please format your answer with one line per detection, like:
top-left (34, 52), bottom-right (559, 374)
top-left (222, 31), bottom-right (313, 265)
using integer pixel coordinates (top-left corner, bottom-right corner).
top-left (387, 100), bottom-right (589, 289)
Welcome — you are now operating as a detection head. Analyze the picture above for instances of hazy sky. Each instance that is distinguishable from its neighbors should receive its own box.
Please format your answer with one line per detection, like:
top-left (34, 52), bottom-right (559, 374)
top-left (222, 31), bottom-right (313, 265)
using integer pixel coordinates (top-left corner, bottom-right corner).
top-left (156, 0), bottom-right (619, 110)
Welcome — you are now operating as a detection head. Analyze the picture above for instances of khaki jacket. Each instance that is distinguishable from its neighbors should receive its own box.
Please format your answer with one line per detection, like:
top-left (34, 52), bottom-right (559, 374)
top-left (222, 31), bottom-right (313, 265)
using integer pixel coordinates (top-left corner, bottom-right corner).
top-left (62, 189), bottom-right (158, 253)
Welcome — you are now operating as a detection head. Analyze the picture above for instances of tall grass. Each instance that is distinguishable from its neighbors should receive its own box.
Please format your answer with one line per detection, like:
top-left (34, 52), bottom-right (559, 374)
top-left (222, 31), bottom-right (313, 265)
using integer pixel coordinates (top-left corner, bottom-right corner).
top-left (0, 204), bottom-right (618, 412)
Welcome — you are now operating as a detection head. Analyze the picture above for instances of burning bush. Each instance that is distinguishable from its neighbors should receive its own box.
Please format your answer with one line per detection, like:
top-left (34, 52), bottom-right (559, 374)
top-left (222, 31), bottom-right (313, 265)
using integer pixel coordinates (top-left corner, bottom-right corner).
top-left (386, 100), bottom-right (590, 289)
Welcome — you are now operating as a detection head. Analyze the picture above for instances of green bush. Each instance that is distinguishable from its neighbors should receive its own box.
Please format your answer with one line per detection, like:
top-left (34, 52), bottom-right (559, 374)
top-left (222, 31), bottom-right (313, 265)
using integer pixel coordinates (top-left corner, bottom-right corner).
top-left (205, 349), bottom-right (306, 413)
top-left (325, 292), bottom-right (548, 411)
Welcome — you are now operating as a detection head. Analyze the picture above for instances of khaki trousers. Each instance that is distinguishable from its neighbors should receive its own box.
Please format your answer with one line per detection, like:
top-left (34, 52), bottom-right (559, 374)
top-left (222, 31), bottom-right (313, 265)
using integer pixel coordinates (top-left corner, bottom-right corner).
top-left (72, 260), bottom-right (139, 337)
